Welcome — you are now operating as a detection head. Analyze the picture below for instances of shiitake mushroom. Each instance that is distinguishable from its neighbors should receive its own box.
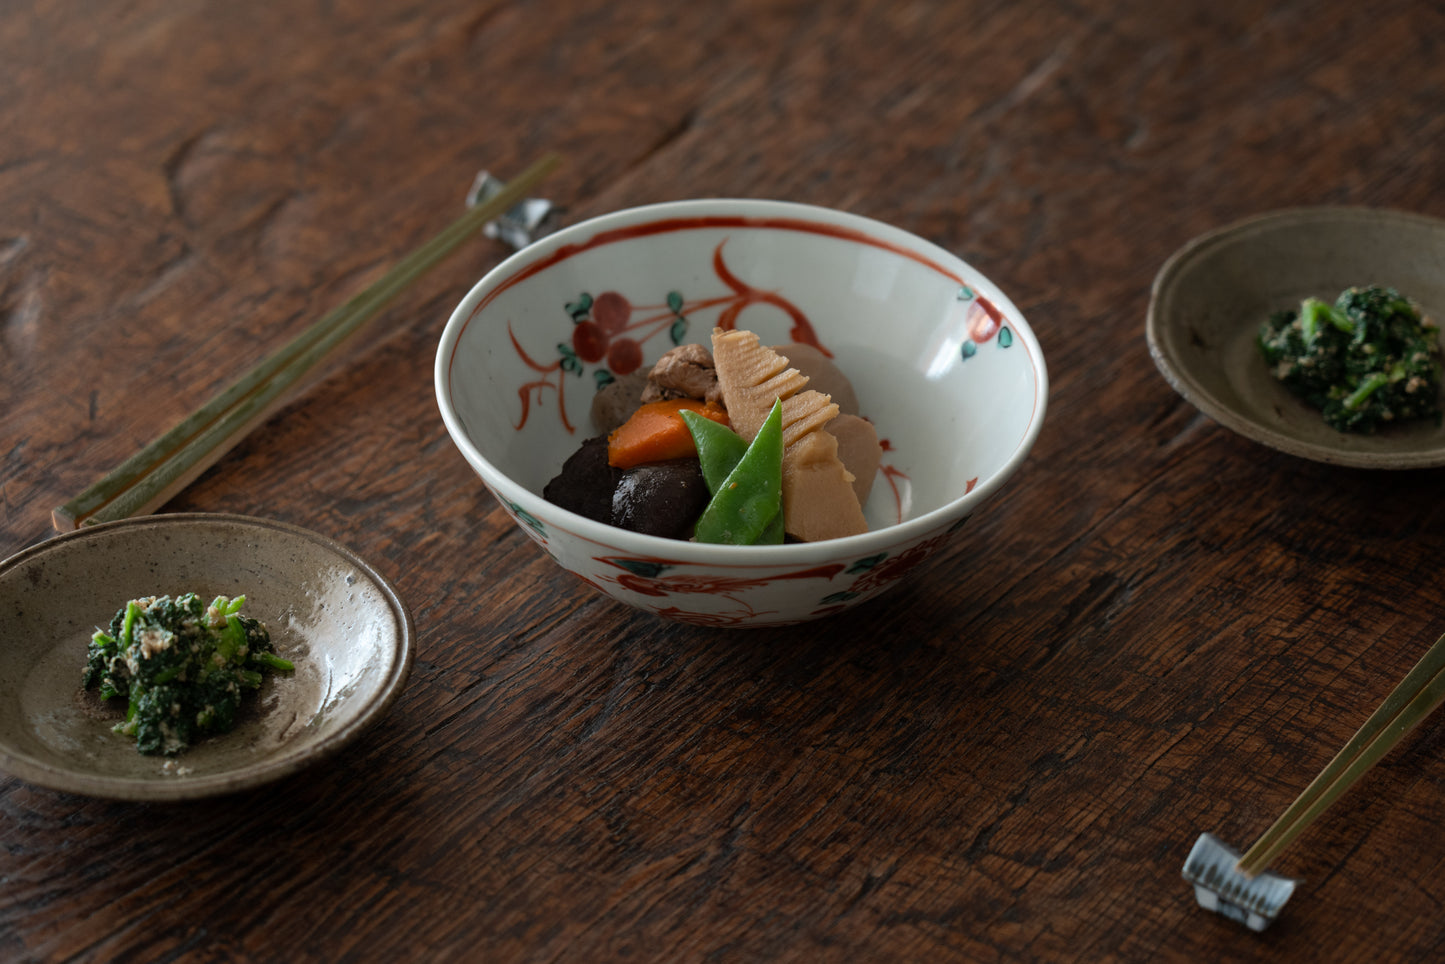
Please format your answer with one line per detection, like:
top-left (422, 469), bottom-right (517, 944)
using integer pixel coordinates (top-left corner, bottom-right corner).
top-left (610, 459), bottom-right (710, 539)
top-left (543, 436), bottom-right (709, 540)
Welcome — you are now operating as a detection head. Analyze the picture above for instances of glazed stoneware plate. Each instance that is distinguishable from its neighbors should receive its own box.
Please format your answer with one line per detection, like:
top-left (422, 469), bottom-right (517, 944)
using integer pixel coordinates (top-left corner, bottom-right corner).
top-left (1147, 206), bottom-right (1445, 469)
top-left (0, 513), bottom-right (413, 801)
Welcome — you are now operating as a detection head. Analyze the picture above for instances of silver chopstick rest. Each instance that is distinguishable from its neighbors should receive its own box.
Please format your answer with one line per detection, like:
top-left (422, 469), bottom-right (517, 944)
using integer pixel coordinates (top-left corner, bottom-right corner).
top-left (467, 170), bottom-right (561, 249)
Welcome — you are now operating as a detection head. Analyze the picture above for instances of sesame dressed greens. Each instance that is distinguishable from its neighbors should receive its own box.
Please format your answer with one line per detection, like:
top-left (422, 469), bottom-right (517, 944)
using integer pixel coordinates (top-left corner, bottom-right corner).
top-left (82, 593), bottom-right (294, 756)
top-left (1258, 285), bottom-right (1442, 433)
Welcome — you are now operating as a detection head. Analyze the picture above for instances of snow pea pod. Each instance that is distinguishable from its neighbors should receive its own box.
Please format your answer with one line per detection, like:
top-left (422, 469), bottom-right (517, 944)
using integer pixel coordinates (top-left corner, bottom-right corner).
top-left (684, 399), bottom-right (784, 545)
top-left (680, 409), bottom-right (748, 493)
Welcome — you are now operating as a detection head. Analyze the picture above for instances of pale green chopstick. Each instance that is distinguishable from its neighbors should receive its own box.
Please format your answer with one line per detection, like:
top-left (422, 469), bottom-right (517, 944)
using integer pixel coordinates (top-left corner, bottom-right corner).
top-left (52, 152), bottom-right (562, 532)
top-left (1236, 627), bottom-right (1445, 876)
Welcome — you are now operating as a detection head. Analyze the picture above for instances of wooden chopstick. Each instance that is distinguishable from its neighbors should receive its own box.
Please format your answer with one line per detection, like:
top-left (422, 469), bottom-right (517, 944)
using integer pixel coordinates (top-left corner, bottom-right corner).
top-left (52, 152), bottom-right (562, 532)
top-left (1236, 628), bottom-right (1445, 876)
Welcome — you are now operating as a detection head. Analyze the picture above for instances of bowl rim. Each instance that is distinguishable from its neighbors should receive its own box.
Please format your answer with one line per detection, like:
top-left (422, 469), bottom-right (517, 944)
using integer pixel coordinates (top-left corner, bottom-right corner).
top-left (0, 512), bottom-right (415, 801)
top-left (435, 197), bottom-right (1049, 563)
top-left (1146, 204), bottom-right (1445, 470)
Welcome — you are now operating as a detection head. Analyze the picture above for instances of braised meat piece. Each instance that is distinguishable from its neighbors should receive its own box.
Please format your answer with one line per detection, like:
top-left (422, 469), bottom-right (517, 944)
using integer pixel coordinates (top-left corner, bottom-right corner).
top-left (640, 344), bottom-right (723, 405)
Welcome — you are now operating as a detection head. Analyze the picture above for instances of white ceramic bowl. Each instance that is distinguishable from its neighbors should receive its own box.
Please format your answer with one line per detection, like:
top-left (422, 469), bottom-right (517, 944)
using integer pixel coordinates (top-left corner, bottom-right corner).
top-left (435, 199), bottom-right (1047, 627)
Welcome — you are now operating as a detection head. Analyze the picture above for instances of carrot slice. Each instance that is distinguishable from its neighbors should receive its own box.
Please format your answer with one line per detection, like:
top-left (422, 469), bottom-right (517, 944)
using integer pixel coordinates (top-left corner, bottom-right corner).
top-left (607, 398), bottom-right (729, 469)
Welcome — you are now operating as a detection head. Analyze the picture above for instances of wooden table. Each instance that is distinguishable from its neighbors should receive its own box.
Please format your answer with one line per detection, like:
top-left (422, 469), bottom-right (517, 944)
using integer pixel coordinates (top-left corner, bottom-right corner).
top-left (5, 1), bottom-right (1445, 960)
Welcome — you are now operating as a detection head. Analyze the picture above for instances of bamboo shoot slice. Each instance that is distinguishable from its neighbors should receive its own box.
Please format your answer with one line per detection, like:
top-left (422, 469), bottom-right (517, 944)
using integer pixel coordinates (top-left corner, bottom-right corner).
top-left (711, 328), bottom-right (867, 541)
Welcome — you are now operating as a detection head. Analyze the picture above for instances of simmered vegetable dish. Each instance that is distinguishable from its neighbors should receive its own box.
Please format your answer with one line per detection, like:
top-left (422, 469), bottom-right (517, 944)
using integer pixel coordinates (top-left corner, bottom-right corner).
top-left (544, 328), bottom-right (882, 544)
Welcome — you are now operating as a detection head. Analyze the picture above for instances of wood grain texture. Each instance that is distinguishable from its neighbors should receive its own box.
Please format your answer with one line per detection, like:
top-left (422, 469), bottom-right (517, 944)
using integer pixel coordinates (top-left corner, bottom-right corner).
top-left (5, 0), bottom-right (1445, 960)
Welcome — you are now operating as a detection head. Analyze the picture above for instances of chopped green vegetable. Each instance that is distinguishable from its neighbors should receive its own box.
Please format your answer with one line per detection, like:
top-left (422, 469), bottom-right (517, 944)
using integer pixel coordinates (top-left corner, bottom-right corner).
top-left (81, 593), bottom-right (294, 756)
top-left (1258, 284), bottom-right (1442, 433)
top-left (684, 399), bottom-right (785, 545)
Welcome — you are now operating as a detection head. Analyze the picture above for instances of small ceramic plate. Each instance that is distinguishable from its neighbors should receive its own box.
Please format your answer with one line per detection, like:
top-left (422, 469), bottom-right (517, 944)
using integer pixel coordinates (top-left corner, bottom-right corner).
top-left (1147, 207), bottom-right (1445, 469)
top-left (0, 513), bottom-right (413, 801)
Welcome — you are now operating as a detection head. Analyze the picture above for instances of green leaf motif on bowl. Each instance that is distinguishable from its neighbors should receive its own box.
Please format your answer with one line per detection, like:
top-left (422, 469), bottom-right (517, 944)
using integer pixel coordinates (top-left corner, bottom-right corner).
top-left (566, 293), bottom-right (594, 320)
top-left (847, 552), bottom-right (888, 574)
top-left (509, 502), bottom-right (547, 538)
top-left (558, 342), bottom-right (584, 376)
top-left (613, 559), bottom-right (670, 579)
